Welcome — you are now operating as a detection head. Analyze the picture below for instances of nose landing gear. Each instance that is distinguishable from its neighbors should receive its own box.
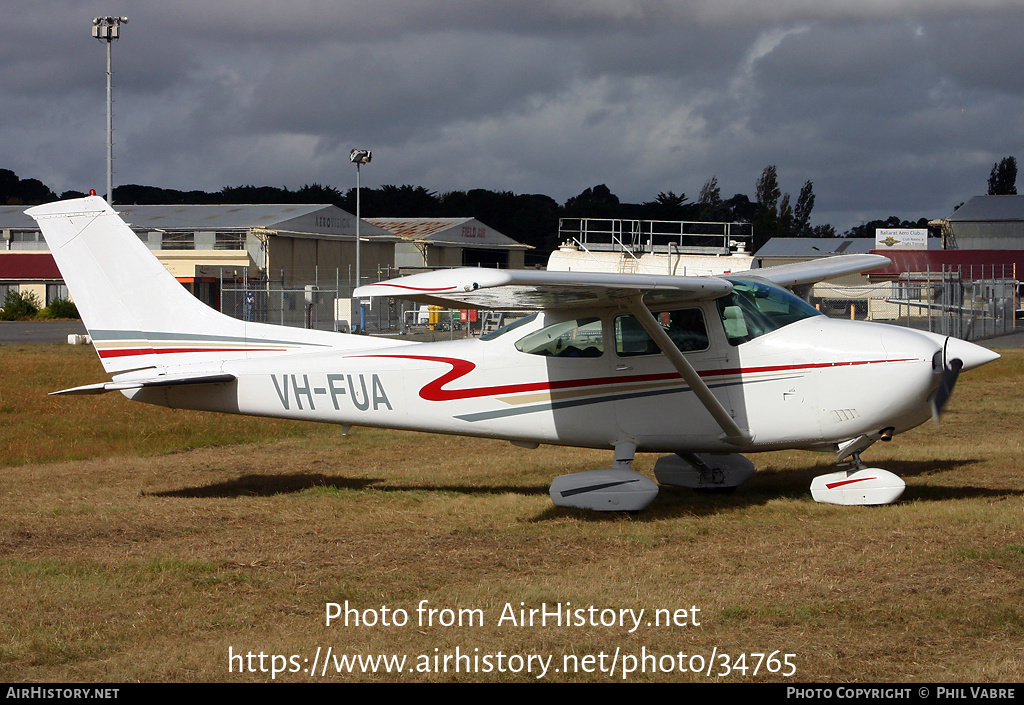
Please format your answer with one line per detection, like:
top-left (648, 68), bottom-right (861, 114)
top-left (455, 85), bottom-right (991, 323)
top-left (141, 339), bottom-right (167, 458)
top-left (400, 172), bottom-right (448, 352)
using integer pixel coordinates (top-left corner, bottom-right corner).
top-left (810, 433), bottom-right (905, 506)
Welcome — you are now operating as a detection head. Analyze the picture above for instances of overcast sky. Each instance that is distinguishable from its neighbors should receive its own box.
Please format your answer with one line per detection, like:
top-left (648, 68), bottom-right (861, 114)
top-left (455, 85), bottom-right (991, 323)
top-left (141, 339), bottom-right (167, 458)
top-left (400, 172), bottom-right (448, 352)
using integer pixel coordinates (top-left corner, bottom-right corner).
top-left (3, 1), bottom-right (1023, 231)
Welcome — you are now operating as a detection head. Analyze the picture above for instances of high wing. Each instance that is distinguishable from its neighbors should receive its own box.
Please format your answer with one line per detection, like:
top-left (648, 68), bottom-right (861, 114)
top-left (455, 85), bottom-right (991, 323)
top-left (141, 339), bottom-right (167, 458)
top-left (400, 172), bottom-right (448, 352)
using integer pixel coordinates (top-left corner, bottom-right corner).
top-left (355, 268), bottom-right (734, 310)
top-left (356, 254), bottom-right (890, 310)
top-left (741, 254), bottom-right (891, 293)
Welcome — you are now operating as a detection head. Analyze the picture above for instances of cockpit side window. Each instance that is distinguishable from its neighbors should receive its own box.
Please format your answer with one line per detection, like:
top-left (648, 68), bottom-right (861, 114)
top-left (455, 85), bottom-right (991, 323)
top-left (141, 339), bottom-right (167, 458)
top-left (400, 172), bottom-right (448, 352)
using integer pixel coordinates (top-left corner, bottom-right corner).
top-left (515, 317), bottom-right (604, 358)
top-left (716, 278), bottom-right (821, 345)
top-left (614, 308), bottom-right (709, 356)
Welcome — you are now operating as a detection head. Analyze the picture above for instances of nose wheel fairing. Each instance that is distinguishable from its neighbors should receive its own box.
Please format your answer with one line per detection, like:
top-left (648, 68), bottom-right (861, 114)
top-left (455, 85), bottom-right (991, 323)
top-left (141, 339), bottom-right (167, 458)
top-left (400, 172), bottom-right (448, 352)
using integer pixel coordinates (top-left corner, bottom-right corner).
top-left (810, 467), bottom-right (906, 506)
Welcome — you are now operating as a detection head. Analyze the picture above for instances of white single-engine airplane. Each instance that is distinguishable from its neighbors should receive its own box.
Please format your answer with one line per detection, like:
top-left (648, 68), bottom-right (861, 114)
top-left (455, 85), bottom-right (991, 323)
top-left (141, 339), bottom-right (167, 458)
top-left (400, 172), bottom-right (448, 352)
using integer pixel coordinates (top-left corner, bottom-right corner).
top-left (28, 196), bottom-right (999, 511)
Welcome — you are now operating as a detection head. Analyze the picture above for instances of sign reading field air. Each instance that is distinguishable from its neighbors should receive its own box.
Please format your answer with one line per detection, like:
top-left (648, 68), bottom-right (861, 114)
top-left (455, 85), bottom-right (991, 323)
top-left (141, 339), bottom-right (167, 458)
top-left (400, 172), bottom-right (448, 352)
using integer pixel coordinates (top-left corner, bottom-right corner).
top-left (875, 228), bottom-right (927, 250)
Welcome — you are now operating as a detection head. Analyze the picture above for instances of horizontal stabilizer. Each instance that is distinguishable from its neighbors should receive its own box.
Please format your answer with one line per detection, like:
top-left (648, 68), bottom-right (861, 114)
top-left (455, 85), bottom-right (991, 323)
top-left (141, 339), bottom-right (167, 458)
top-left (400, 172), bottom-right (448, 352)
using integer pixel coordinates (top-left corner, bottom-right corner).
top-left (51, 373), bottom-right (236, 396)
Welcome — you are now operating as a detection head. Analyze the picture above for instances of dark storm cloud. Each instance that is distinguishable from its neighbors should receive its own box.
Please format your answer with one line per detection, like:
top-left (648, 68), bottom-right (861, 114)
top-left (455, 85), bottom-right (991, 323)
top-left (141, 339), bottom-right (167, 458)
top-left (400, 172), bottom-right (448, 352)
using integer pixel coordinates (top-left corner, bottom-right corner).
top-left (3, 0), bottom-right (1023, 231)
top-left (242, 32), bottom-right (571, 140)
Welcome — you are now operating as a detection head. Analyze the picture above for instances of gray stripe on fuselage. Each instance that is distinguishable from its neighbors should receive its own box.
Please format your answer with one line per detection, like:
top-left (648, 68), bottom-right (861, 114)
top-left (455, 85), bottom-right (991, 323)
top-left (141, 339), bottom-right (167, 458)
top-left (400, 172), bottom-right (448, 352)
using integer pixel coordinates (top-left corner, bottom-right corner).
top-left (452, 375), bottom-right (797, 422)
top-left (88, 329), bottom-right (330, 346)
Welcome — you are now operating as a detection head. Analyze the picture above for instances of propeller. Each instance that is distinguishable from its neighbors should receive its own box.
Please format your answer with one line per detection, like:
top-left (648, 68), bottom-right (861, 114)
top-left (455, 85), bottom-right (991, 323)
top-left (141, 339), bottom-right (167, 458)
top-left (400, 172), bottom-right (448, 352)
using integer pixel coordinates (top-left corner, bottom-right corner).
top-left (931, 338), bottom-right (964, 422)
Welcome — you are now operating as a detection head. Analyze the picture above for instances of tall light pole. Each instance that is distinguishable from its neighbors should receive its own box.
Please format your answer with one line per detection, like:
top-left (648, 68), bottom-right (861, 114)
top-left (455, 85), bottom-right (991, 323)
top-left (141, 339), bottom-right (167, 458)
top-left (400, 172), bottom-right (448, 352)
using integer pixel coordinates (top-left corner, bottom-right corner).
top-left (349, 149), bottom-right (371, 332)
top-left (92, 16), bottom-right (128, 204)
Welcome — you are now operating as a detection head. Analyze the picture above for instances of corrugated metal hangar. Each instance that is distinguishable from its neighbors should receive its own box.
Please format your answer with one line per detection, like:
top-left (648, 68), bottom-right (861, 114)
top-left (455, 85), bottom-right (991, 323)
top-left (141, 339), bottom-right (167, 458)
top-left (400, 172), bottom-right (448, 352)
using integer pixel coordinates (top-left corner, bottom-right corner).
top-left (366, 217), bottom-right (530, 270)
top-left (941, 195), bottom-right (1024, 249)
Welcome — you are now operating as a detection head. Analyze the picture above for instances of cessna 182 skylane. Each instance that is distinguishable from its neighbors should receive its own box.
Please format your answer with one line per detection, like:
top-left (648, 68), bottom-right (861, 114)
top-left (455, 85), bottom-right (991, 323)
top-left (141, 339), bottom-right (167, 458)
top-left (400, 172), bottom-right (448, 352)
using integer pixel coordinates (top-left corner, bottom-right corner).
top-left (28, 196), bottom-right (999, 511)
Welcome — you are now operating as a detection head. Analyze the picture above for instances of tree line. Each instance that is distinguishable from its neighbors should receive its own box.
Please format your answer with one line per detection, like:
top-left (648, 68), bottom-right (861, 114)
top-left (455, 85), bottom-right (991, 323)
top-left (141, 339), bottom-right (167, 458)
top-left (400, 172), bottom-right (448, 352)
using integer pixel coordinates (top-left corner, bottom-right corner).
top-left (2, 158), bottom-right (1016, 262)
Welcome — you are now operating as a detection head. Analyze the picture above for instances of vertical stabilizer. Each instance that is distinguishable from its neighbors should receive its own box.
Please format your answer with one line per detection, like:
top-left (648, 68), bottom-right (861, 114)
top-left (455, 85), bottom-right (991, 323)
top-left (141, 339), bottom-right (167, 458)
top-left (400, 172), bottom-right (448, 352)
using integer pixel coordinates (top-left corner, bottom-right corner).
top-left (27, 196), bottom-right (400, 374)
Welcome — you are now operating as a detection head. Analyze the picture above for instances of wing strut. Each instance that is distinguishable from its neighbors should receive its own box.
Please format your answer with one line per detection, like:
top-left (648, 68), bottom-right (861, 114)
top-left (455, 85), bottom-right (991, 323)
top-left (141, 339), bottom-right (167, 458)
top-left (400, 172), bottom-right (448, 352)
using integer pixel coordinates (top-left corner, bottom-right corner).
top-left (624, 296), bottom-right (751, 445)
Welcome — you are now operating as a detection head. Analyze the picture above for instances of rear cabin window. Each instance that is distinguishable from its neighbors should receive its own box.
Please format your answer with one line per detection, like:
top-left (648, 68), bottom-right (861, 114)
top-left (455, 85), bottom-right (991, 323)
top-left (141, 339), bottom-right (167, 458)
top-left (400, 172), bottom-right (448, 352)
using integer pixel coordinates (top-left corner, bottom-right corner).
top-left (480, 312), bottom-right (538, 341)
top-left (515, 317), bottom-right (604, 358)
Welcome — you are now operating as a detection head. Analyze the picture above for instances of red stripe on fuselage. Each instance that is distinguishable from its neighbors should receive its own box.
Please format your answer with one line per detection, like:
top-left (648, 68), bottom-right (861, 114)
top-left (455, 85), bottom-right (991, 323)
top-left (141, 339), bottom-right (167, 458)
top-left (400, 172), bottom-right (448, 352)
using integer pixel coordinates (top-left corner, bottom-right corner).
top-left (358, 354), bottom-right (920, 402)
top-left (372, 283), bottom-right (460, 292)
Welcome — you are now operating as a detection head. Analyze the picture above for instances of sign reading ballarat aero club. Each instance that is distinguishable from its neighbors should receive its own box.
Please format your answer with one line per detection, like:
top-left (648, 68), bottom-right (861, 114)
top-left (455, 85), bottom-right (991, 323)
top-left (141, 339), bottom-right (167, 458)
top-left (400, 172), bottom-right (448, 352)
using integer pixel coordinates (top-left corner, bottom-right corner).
top-left (876, 228), bottom-right (927, 250)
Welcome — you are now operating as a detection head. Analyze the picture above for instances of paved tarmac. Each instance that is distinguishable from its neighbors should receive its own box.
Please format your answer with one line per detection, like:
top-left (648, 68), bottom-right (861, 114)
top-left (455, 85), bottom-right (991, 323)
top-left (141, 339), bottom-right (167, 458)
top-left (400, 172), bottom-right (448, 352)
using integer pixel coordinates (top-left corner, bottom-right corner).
top-left (981, 330), bottom-right (1024, 349)
top-left (0, 320), bottom-right (88, 345)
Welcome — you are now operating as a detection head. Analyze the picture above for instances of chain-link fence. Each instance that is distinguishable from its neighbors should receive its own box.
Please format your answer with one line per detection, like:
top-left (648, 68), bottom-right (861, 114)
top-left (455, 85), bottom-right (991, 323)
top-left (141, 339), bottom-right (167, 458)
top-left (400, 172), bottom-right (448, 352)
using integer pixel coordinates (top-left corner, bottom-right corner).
top-left (216, 264), bottom-right (1018, 342)
top-left (220, 280), bottom-right (344, 331)
top-left (219, 268), bottom-right (356, 332)
top-left (814, 264), bottom-right (1017, 341)
top-left (217, 268), bottom-right (524, 338)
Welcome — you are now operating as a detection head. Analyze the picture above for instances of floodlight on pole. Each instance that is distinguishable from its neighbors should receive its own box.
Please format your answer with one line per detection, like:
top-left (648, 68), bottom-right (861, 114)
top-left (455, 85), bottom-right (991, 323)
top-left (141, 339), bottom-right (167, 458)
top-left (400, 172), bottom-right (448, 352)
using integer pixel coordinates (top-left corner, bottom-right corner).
top-left (349, 149), bottom-right (371, 332)
top-left (92, 16), bottom-right (128, 205)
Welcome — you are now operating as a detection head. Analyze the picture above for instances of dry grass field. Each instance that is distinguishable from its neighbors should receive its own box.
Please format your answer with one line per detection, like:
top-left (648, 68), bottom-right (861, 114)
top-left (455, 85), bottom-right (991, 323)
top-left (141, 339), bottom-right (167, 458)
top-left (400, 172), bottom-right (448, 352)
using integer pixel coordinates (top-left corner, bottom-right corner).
top-left (1, 344), bottom-right (1022, 682)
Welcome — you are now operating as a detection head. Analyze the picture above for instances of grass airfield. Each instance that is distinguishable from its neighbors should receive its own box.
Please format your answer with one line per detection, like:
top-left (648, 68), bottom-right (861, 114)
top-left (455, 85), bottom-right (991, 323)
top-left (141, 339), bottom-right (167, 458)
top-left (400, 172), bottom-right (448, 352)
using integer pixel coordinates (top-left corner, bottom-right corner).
top-left (1, 344), bottom-right (1022, 682)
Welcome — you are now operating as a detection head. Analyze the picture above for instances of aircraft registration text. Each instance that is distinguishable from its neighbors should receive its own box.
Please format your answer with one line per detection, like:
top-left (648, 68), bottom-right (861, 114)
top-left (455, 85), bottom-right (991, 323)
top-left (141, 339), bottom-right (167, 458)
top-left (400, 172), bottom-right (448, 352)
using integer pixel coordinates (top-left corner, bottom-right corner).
top-left (271, 373), bottom-right (393, 412)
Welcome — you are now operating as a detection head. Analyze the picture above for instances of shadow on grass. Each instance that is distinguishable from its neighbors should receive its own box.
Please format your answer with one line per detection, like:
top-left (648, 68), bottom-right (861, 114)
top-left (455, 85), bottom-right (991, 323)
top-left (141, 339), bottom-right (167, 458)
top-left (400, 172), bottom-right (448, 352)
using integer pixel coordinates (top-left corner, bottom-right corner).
top-left (879, 457), bottom-right (986, 478)
top-left (146, 473), bottom-right (384, 498)
top-left (147, 472), bottom-right (551, 499)
top-left (906, 484), bottom-right (1024, 502)
top-left (145, 457), bottom-right (1020, 517)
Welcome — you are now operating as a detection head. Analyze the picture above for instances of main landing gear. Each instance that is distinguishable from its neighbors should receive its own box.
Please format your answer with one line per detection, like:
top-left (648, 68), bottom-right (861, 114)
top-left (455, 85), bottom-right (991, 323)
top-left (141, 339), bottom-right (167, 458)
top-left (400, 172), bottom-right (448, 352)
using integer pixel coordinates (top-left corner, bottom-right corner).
top-left (548, 441), bottom-right (659, 512)
top-left (549, 442), bottom-right (757, 512)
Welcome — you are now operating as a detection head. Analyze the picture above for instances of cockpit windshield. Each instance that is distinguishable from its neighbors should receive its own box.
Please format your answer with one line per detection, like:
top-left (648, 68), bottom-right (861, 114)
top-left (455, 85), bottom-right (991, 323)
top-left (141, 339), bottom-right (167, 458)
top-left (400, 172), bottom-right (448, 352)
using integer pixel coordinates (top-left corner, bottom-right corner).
top-left (716, 277), bottom-right (822, 346)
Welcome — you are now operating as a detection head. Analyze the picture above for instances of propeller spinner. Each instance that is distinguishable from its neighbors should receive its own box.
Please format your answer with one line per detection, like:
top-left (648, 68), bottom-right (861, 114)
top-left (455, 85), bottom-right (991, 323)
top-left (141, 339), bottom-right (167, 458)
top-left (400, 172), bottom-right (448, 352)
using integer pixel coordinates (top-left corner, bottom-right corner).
top-left (931, 336), bottom-right (999, 421)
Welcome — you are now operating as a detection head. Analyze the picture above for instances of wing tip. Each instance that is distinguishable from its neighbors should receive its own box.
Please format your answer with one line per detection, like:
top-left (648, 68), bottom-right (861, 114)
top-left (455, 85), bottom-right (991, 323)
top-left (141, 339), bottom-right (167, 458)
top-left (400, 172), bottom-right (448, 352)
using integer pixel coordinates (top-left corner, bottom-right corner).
top-left (26, 195), bottom-right (113, 219)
